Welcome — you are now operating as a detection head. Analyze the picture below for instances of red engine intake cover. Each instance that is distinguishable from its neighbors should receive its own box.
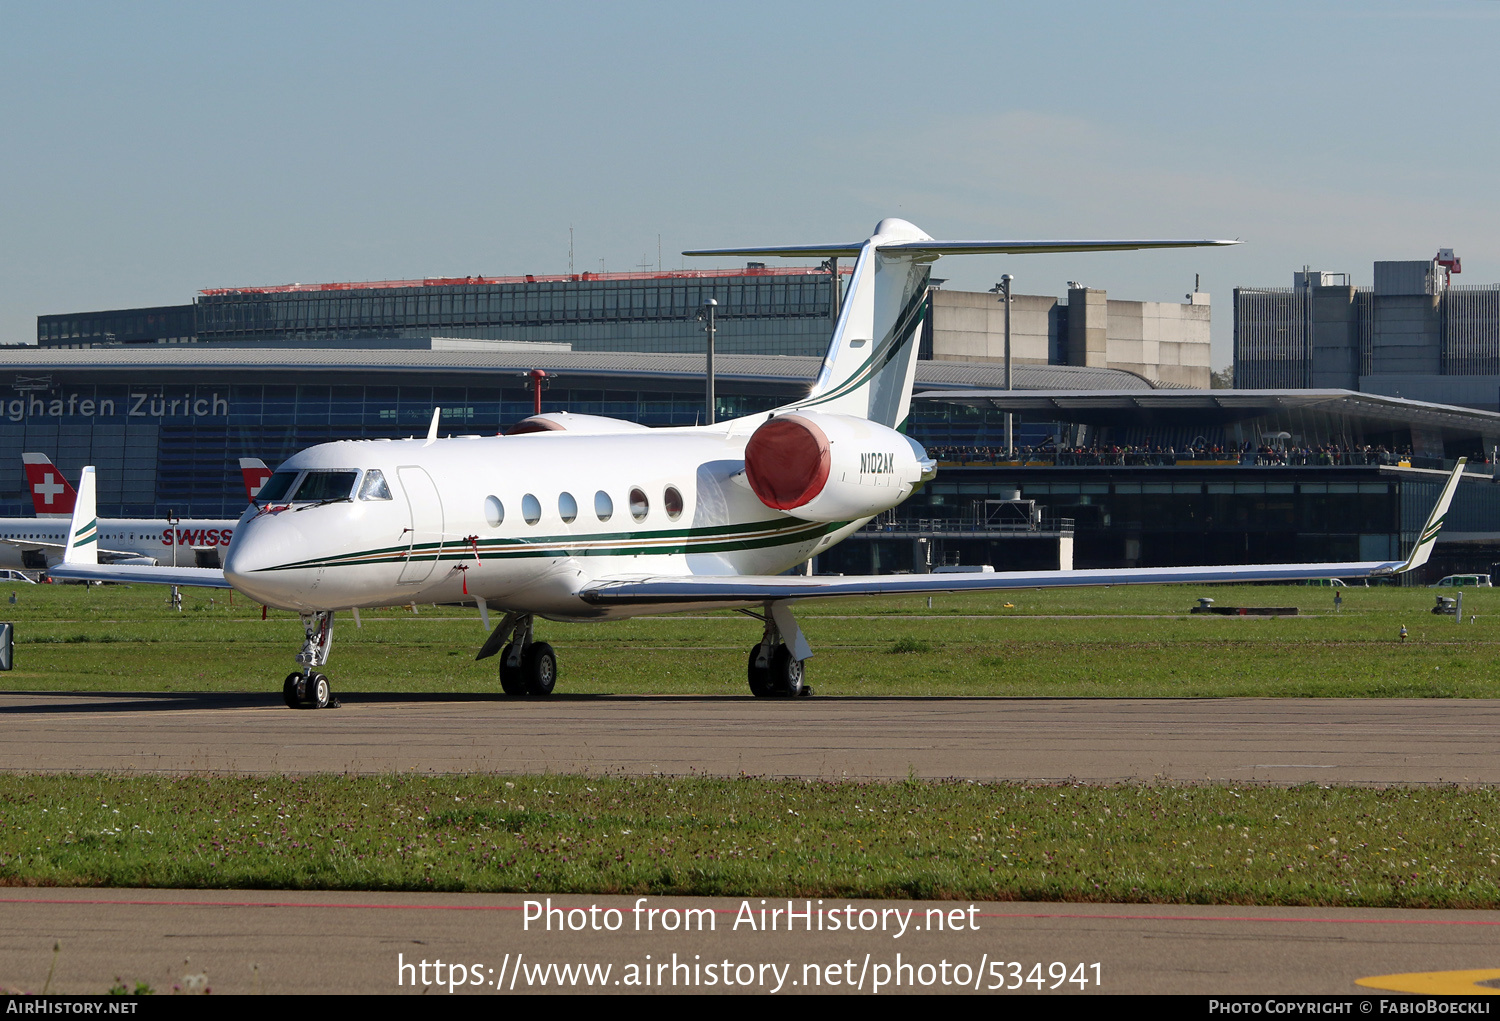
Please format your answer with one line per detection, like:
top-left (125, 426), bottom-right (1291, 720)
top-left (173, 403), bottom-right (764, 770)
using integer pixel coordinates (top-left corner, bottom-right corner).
top-left (744, 415), bottom-right (831, 510)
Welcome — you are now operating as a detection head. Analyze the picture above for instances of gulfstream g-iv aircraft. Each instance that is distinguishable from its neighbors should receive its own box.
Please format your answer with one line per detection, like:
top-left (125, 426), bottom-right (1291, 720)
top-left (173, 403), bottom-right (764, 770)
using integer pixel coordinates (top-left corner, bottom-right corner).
top-left (50, 219), bottom-right (1467, 710)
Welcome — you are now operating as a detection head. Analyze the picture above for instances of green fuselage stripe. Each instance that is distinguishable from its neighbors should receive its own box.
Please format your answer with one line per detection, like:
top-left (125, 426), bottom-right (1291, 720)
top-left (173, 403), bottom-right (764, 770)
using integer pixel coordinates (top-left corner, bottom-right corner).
top-left (257, 518), bottom-right (850, 573)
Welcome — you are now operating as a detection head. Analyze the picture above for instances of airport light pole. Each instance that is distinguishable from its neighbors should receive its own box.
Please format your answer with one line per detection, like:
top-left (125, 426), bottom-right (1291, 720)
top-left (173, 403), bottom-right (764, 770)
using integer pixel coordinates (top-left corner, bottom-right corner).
top-left (699, 298), bottom-right (718, 425)
top-left (821, 258), bottom-right (841, 326)
top-left (990, 275), bottom-right (1015, 457)
top-left (517, 369), bottom-right (552, 418)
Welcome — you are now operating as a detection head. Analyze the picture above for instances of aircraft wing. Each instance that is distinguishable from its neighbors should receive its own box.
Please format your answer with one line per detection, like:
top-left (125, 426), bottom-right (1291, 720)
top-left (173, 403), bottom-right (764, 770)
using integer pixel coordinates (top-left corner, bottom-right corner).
top-left (0, 537), bottom-right (175, 566)
top-left (45, 563), bottom-right (231, 588)
top-left (580, 559), bottom-right (1402, 606)
top-left (585, 457), bottom-right (1465, 607)
top-left (0, 537), bottom-right (58, 554)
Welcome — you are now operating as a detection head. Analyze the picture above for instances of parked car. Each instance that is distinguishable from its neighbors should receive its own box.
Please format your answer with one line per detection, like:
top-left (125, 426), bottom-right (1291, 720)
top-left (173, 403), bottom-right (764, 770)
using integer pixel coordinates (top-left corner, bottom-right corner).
top-left (0, 569), bottom-right (37, 584)
top-left (1432, 575), bottom-right (1492, 588)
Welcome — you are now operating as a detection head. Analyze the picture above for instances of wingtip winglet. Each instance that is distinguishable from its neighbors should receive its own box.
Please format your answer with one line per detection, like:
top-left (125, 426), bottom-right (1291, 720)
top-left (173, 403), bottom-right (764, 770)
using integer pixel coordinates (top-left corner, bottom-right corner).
top-left (1396, 457), bottom-right (1466, 574)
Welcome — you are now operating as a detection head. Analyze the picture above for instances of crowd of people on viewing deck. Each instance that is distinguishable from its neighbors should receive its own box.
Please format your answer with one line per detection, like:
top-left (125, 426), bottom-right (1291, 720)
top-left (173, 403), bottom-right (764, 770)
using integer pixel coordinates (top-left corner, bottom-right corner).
top-left (926, 442), bottom-right (1427, 467)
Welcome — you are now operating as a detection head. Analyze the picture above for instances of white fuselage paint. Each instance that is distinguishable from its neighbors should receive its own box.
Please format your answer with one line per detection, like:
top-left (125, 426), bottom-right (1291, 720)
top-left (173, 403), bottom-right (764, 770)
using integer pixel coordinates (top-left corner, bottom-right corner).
top-left (222, 422), bottom-right (892, 620)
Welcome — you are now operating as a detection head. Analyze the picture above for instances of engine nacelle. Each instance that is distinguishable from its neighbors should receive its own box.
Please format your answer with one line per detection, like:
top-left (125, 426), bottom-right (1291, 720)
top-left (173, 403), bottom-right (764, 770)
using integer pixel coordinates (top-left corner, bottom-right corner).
top-left (743, 412), bottom-right (930, 522)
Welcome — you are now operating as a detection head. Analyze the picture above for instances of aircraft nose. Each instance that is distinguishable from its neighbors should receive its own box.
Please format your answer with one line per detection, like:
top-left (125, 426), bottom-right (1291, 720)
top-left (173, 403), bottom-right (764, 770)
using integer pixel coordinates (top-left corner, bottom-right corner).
top-left (223, 513), bottom-right (307, 607)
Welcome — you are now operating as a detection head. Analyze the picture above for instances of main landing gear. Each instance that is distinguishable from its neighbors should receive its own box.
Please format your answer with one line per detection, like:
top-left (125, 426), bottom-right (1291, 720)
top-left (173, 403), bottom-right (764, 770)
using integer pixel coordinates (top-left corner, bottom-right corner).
top-left (742, 602), bottom-right (813, 698)
top-left (471, 602), bottom-right (813, 700)
top-left (477, 612), bottom-right (556, 696)
top-left (283, 610), bottom-right (340, 710)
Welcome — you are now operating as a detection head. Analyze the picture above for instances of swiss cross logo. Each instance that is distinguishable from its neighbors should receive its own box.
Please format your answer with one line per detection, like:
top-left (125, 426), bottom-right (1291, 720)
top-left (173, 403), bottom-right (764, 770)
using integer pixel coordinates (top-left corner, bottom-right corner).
top-left (34, 472), bottom-right (65, 506)
top-left (244, 468), bottom-right (272, 501)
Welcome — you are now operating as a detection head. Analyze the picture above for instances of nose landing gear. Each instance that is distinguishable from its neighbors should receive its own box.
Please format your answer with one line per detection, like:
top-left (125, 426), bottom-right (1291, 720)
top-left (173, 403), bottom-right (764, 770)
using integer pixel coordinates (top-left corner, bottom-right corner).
top-left (284, 610), bottom-right (340, 709)
top-left (283, 670), bottom-right (334, 709)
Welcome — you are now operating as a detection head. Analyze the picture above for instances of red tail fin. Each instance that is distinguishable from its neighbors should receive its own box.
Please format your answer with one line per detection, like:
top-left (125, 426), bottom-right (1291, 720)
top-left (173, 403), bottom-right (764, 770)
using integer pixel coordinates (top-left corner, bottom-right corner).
top-left (21, 453), bottom-right (77, 517)
top-left (239, 458), bottom-right (273, 504)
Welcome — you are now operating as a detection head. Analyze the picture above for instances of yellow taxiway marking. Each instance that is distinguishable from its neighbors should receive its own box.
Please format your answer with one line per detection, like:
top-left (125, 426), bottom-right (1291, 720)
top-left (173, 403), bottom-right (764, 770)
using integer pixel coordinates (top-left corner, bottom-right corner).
top-left (1357, 969), bottom-right (1500, 995)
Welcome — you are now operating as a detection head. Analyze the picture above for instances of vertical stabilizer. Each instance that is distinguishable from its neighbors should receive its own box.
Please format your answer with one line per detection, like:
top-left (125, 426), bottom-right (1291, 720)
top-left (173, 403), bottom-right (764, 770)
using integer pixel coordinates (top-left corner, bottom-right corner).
top-left (240, 458), bottom-right (273, 503)
top-left (683, 219), bottom-right (1239, 428)
top-left (22, 453), bottom-right (78, 518)
top-left (63, 467), bottom-right (99, 566)
top-left (789, 219), bottom-right (934, 428)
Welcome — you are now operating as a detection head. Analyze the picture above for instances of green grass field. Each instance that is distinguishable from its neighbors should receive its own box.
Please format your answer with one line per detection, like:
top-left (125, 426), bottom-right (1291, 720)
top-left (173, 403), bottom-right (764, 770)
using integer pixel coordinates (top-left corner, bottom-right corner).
top-left (3, 775), bottom-right (1497, 908)
top-left (0, 580), bottom-right (1494, 698)
top-left (5, 582), bottom-right (1498, 905)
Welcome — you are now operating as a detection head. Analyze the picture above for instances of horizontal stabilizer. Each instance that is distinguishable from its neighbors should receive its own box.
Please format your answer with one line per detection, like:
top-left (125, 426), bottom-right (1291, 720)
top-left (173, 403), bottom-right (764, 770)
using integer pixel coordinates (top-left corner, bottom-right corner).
top-left (685, 239), bottom-right (1240, 259)
top-left (878, 239), bottom-right (1240, 256)
top-left (684, 243), bottom-right (864, 258)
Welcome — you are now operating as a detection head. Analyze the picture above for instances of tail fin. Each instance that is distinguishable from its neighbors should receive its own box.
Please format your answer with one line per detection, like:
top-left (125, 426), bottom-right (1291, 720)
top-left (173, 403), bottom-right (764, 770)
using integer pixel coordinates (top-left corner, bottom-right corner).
top-left (686, 219), bottom-right (1238, 429)
top-left (239, 458), bottom-right (273, 504)
top-left (63, 467), bottom-right (98, 566)
top-left (22, 453), bottom-right (78, 518)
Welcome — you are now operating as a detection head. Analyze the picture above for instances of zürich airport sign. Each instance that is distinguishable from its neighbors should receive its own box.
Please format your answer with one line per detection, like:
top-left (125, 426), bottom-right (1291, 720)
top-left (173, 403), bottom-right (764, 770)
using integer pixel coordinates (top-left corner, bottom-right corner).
top-left (1, 392), bottom-right (230, 422)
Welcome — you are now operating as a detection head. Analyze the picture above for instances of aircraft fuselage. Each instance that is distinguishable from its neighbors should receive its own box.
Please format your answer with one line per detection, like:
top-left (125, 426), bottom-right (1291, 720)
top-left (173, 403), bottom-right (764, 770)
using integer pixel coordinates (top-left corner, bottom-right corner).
top-left (221, 425), bottom-right (884, 620)
top-left (0, 516), bottom-right (239, 570)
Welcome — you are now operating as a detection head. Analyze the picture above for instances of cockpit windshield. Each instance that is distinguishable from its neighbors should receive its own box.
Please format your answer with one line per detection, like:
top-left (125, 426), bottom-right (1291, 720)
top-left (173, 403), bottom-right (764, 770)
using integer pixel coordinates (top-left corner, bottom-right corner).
top-left (256, 471), bottom-right (300, 503)
top-left (295, 470), bottom-right (360, 503)
top-left (255, 469), bottom-right (360, 505)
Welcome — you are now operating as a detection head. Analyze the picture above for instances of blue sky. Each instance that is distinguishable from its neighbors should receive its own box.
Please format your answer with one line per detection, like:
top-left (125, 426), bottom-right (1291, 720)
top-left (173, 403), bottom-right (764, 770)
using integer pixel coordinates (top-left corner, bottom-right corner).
top-left (3, 1), bottom-right (1497, 367)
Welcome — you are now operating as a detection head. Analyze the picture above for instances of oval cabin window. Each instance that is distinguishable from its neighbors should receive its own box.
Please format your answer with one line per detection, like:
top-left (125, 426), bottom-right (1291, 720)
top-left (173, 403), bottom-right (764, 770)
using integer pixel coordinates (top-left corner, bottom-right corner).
top-left (522, 494), bottom-right (541, 525)
top-left (629, 487), bottom-right (648, 522)
top-left (595, 490), bottom-right (613, 522)
top-left (559, 492), bottom-right (578, 524)
top-left (484, 495), bottom-right (504, 527)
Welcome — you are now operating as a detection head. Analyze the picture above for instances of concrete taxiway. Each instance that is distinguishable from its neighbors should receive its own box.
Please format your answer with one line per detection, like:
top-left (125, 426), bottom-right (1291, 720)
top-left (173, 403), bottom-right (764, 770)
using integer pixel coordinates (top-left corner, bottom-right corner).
top-left (1, 691), bottom-right (1498, 783)
top-left (4, 692), bottom-right (1499, 996)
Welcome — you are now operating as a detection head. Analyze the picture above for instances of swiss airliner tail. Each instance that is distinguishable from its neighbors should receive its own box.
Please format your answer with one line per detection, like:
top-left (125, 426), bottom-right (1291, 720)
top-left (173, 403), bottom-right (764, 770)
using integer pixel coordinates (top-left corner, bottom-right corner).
top-left (21, 453), bottom-right (78, 517)
top-left (240, 458), bottom-right (273, 503)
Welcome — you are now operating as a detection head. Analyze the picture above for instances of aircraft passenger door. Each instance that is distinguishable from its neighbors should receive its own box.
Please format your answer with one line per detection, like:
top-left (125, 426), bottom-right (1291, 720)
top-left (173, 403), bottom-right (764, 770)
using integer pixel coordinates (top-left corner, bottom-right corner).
top-left (396, 465), bottom-right (445, 584)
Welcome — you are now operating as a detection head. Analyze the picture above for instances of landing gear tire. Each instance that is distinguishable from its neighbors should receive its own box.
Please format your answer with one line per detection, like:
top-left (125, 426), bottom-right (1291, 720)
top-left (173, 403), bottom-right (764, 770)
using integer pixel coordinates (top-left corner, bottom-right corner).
top-left (283, 672), bottom-right (304, 709)
top-left (283, 671), bottom-right (336, 709)
top-left (771, 644), bottom-right (805, 698)
top-left (747, 647), bottom-right (774, 697)
top-left (498, 644), bottom-right (527, 696)
top-left (308, 672), bottom-right (334, 710)
top-left (523, 642), bottom-right (557, 696)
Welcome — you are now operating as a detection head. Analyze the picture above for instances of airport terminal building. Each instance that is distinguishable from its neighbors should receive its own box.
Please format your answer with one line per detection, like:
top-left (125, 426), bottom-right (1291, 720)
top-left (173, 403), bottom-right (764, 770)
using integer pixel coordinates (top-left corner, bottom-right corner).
top-left (39, 264), bottom-right (1214, 387)
top-left (21, 263), bottom-right (1500, 579)
top-left (1234, 253), bottom-right (1500, 410)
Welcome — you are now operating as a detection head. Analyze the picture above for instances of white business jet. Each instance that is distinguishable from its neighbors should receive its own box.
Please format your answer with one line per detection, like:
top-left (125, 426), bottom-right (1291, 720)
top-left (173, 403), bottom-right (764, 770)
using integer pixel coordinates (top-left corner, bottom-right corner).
top-left (51, 218), bottom-right (1466, 710)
